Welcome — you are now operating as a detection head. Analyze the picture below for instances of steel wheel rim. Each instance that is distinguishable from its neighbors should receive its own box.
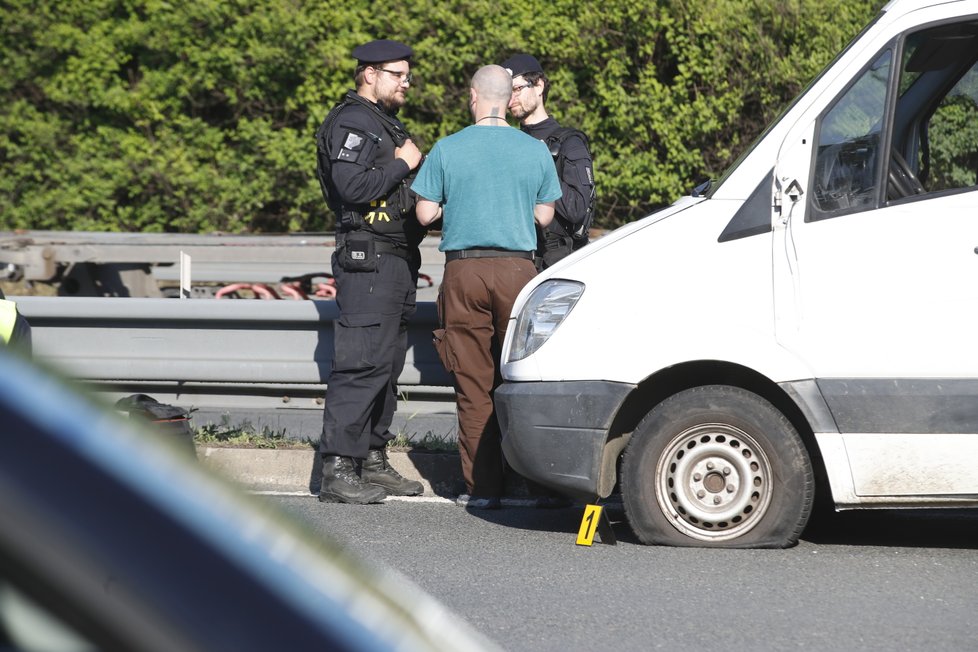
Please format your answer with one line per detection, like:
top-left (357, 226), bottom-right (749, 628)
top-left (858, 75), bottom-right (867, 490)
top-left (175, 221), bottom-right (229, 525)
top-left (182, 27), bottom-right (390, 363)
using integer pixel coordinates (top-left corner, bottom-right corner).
top-left (655, 423), bottom-right (773, 542)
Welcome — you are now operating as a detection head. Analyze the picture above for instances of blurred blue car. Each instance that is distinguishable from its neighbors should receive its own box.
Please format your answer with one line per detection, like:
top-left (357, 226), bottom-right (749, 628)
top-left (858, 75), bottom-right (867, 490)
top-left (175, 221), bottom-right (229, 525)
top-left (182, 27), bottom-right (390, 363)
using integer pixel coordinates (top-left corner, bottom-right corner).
top-left (0, 350), bottom-right (495, 652)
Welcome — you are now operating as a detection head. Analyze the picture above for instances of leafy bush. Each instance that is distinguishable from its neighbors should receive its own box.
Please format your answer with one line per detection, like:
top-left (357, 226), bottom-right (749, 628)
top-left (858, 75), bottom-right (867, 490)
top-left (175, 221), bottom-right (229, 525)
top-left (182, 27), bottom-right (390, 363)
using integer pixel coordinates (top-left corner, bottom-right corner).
top-left (0, 0), bottom-right (881, 233)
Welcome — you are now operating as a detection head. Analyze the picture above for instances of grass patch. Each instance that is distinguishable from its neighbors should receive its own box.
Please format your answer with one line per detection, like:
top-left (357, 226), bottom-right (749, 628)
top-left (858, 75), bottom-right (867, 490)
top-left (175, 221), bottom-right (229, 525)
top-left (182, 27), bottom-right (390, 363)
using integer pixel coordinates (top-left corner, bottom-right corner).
top-left (193, 417), bottom-right (315, 450)
top-left (387, 431), bottom-right (457, 452)
top-left (194, 416), bottom-right (456, 453)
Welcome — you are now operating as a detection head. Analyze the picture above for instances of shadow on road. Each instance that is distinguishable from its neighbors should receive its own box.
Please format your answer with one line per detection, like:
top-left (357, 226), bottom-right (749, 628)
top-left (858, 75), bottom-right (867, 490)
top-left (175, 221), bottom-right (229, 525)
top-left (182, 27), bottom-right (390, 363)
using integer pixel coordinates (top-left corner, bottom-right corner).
top-left (467, 501), bottom-right (978, 550)
top-left (461, 499), bottom-right (643, 545)
top-left (803, 508), bottom-right (978, 550)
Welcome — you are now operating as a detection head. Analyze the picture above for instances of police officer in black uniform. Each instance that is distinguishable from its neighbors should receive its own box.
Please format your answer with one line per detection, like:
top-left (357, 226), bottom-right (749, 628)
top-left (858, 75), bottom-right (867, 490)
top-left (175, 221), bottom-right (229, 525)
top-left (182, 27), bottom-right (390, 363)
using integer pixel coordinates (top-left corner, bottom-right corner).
top-left (314, 39), bottom-right (426, 504)
top-left (502, 53), bottom-right (596, 270)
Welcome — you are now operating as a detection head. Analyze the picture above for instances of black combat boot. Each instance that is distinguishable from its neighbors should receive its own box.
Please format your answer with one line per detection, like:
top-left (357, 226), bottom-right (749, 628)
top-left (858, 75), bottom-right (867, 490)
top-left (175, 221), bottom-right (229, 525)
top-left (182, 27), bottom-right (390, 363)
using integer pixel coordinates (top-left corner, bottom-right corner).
top-left (361, 449), bottom-right (423, 496)
top-left (319, 455), bottom-right (386, 504)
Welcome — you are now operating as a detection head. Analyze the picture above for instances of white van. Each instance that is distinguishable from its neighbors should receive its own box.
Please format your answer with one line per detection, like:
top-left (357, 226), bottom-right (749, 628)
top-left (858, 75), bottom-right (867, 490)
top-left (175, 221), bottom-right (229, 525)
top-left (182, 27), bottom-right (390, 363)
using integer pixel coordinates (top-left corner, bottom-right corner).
top-left (496, 0), bottom-right (978, 548)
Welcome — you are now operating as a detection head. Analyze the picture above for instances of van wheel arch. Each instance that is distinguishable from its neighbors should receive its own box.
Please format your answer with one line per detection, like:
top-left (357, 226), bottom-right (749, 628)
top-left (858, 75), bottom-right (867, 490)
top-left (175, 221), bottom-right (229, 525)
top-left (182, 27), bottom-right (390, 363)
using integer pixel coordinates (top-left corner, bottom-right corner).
top-left (613, 363), bottom-right (831, 508)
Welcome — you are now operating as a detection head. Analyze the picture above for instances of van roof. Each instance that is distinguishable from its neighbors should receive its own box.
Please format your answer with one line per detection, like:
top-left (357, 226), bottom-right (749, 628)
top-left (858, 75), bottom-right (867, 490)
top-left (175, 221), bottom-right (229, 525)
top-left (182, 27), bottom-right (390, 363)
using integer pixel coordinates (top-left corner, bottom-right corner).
top-left (881, 0), bottom-right (951, 13)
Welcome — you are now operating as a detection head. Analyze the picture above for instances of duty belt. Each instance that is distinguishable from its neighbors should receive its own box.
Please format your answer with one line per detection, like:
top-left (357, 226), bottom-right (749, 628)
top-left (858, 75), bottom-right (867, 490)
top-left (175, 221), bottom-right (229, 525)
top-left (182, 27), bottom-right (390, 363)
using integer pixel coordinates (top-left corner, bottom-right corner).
top-left (374, 240), bottom-right (412, 260)
top-left (336, 232), bottom-right (413, 260)
top-left (445, 248), bottom-right (534, 262)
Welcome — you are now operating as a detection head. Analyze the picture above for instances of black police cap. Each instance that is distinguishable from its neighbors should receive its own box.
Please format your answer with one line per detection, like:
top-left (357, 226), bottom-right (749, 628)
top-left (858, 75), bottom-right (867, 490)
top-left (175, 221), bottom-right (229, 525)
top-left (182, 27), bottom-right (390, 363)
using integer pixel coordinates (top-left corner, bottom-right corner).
top-left (352, 40), bottom-right (413, 64)
top-left (500, 53), bottom-right (543, 78)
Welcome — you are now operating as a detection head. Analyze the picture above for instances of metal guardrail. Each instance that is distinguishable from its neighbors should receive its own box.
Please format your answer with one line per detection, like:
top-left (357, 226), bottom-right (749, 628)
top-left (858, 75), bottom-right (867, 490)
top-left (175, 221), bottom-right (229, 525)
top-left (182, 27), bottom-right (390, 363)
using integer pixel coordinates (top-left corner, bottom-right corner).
top-left (10, 248), bottom-right (459, 440)
top-left (0, 231), bottom-right (445, 301)
top-left (18, 296), bottom-right (450, 388)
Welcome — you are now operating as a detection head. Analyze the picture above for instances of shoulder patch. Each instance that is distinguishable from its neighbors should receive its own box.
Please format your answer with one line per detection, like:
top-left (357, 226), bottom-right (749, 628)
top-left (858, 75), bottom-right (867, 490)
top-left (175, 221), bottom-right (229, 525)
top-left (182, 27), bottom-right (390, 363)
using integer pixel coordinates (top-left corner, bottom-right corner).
top-left (343, 132), bottom-right (364, 150)
top-left (337, 130), bottom-right (367, 162)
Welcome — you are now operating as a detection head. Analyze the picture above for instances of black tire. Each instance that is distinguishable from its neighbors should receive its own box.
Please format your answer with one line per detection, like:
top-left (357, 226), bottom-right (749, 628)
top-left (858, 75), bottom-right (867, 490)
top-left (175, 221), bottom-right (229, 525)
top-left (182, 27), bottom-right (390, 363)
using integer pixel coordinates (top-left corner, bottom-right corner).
top-left (622, 385), bottom-right (814, 548)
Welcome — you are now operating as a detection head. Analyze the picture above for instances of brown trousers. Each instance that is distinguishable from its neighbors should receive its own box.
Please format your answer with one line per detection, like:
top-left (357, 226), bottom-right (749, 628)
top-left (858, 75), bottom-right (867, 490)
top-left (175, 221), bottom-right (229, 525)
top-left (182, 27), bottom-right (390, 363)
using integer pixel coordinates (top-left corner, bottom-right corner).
top-left (435, 257), bottom-right (537, 497)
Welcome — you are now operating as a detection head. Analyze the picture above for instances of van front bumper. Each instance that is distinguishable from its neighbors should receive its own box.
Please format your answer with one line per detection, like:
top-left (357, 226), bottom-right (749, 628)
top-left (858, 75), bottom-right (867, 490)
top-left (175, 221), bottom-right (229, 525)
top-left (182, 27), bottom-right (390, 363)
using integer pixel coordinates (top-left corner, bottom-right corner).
top-left (495, 380), bottom-right (635, 499)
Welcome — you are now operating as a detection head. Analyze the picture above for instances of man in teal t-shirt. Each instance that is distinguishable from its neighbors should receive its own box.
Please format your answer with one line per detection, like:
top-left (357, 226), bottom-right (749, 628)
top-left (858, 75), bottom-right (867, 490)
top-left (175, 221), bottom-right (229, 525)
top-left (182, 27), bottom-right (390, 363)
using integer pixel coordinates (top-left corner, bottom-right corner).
top-left (414, 64), bottom-right (560, 510)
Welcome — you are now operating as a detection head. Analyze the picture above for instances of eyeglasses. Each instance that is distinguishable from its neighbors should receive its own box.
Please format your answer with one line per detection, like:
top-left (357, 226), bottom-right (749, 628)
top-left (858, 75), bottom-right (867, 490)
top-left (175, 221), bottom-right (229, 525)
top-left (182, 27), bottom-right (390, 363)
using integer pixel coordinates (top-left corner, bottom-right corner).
top-left (374, 67), bottom-right (413, 84)
top-left (512, 83), bottom-right (533, 95)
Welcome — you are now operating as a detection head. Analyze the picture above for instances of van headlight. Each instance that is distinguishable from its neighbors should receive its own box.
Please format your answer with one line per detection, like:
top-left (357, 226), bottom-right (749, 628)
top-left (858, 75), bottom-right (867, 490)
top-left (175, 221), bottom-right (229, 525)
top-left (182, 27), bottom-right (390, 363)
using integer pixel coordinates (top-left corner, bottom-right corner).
top-left (509, 280), bottom-right (584, 361)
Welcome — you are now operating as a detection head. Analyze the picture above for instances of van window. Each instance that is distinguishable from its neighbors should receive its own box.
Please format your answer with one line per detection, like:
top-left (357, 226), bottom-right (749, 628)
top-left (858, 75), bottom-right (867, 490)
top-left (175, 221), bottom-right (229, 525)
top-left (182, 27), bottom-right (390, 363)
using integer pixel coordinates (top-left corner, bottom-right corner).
top-left (809, 19), bottom-right (978, 219)
top-left (924, 65), bottom-right (978, 191)
top-left (895, 22), bottom-right (978, 198)
top-left (810, 51), bottom-right (892, 219)
top-left (718, 170), bottom-right (774, 242)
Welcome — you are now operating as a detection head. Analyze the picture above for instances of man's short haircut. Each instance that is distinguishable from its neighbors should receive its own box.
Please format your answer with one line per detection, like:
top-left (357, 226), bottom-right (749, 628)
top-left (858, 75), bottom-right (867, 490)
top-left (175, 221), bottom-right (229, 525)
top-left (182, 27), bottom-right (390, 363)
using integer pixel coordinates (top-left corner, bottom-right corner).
top-left (471, 65), bottom-right (513, 104)
top-left (354, 63), bottom-right (369, 86)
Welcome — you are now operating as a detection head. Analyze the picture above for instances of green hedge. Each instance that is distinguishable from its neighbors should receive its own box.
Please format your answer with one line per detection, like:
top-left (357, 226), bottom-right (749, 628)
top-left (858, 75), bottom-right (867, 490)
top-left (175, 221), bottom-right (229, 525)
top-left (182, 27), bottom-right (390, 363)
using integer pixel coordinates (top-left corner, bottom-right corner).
top-left (0, 0), bottom-right (881, 234)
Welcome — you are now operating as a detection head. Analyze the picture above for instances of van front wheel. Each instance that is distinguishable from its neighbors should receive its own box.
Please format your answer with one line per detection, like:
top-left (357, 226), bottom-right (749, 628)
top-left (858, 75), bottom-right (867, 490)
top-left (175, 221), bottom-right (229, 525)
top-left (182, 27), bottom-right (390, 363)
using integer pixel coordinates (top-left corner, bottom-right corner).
top-left (622, 385), bottom-right (813, 548)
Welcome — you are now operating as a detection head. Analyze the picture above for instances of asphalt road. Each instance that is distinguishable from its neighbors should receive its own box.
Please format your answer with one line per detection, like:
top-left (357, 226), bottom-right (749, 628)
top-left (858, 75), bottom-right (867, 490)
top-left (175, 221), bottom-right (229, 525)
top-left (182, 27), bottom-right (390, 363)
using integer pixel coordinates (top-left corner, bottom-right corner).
top-left (265, 496), bottom-right (978, 652)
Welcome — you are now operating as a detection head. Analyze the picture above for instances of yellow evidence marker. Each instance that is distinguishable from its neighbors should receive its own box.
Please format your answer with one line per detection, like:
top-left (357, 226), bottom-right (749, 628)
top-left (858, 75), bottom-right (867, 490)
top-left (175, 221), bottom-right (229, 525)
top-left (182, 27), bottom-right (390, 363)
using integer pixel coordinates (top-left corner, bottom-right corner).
top-left (576, 504), bottom-right (603, 546)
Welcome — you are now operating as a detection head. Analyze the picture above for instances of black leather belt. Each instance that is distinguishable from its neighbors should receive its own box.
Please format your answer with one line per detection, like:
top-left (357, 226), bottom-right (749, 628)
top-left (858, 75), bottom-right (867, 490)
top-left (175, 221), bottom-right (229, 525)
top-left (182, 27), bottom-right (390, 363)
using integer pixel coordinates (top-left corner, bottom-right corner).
top-left (445, 248), bottom-right (534, 262)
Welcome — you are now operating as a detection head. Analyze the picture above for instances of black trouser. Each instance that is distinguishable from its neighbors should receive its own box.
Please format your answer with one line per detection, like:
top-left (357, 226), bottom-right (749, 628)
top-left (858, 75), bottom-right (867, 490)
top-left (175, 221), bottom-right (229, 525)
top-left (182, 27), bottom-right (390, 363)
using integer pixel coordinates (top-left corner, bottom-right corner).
top-left (320, 250), bottom-right (418, 459)
top-left (536, 233), bottom-right (573, 271)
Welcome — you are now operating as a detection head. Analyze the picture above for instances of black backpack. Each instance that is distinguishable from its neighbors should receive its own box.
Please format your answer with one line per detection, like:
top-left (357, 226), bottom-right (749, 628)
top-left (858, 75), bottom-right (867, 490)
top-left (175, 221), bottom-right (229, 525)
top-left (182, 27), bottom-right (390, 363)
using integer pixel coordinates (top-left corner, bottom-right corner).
top-left (115, 394), bottom-right (196, 457)
top-left (544, 127), bottom-right (596, 243)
